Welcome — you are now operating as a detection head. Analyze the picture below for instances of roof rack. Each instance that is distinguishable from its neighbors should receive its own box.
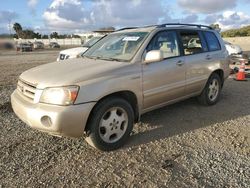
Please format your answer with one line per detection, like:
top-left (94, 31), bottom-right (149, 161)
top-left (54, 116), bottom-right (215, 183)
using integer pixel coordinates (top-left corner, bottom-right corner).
top-left (157, 23), bottom-right (213, 30)
top-left (116, 24), bottom-right (158, 31)
top-left (116, 27), bottom-right (138, 31)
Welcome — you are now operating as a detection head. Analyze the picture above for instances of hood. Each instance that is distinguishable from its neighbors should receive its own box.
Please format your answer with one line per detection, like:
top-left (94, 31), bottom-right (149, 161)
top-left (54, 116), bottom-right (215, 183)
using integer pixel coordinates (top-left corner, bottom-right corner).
top-left (20, 58), bottom-right (128, 89)
top-left (60, 47), bottom-right (88, 57)
top-left (225, 43), bottom-right (242, 55)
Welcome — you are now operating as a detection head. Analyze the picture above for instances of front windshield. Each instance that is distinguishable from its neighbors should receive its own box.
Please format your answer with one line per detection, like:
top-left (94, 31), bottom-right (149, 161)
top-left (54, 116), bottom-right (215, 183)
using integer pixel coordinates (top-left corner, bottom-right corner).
top-left (83, 36), bottom-right (103, 47)
top-left (84, 32), bottom-right (149, 62)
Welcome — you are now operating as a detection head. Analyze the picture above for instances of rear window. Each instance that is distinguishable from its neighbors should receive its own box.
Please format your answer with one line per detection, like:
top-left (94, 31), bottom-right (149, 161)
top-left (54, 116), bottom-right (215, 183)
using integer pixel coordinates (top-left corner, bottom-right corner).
top-left (179, 31), bottom-right (206, 55)
top-left (204, 32), bottom-right (221, 51)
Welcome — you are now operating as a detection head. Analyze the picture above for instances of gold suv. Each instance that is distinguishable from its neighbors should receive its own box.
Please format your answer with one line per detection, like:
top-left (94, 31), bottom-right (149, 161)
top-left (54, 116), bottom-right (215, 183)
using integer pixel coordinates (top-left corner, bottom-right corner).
top-left (11, 24), bottom-right (230, 151)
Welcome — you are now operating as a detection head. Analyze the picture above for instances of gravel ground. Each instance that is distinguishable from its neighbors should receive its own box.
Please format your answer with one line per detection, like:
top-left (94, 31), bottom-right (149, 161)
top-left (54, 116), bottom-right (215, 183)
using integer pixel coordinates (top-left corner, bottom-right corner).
top-left (0, 50), bottom-right (249, 187)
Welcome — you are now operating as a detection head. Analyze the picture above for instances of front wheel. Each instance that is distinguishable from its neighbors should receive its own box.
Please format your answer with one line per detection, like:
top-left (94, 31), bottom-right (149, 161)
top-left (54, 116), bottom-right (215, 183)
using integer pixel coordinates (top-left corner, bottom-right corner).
top-left (85, 97), bottom-right (134, 151)
top-left (197, 73), bottom-right (222, 106)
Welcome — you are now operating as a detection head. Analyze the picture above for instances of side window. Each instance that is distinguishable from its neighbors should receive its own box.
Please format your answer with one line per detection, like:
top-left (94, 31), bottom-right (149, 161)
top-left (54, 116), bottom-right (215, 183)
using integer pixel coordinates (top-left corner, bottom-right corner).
top-left (204, 31), bottom-right (221, 51)
top-left (180, 31), bottom-right (205, 55)
top-left (147, 31), bottom-right (180, 59)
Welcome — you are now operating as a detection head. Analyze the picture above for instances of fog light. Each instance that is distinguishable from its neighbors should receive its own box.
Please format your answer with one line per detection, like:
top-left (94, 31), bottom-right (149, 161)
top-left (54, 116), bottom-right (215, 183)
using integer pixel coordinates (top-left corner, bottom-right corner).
top-left (41, 116), bottom-right (52, 127)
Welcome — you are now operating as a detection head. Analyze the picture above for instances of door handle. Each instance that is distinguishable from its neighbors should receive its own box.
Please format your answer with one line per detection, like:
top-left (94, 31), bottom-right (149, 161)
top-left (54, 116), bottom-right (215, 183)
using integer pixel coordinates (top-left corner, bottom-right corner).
top-left (206, 55), bottom-right (212, 60)
top-left (176, 60), bottom-right (184, 66)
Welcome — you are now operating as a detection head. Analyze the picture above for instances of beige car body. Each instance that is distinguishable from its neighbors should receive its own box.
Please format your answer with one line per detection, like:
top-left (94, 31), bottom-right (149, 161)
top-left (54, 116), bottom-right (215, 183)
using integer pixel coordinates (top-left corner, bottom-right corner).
top-left (11, 26), bottom-right (230, 138)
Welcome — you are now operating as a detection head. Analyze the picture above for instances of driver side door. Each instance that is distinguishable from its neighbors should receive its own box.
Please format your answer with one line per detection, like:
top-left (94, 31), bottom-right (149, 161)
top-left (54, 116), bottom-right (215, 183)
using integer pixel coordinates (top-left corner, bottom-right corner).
top-left (142, 30), bottom-right (186, 111)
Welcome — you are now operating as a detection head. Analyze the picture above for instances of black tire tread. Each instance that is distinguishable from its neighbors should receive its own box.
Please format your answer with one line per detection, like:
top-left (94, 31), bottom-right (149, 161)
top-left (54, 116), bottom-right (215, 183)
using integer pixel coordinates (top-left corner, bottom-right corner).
top-left (197, 73), bottom-right (222, 106)
top-left (85, 97), bottom-right (134, 151)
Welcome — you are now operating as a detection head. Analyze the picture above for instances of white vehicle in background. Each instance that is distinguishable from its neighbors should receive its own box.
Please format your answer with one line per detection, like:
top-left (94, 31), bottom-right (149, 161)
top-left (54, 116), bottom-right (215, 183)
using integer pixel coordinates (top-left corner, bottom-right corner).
top-left (33, 41), bottom-right (45, 49)
top-left (224, 41), bottom-right (243, 55)
top-left (57, 36), bottom-right (104, 61)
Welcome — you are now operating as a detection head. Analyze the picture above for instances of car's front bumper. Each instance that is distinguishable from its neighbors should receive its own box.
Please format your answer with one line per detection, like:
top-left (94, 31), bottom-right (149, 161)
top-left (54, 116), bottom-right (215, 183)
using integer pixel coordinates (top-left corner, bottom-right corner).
top-left (11, 89), bottom-right (95, 138)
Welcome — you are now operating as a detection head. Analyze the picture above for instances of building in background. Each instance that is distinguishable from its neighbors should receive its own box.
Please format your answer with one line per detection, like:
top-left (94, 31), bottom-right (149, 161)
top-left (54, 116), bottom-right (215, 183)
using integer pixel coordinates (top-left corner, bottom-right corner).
top-left (75, 29), bottom-right (114, 44)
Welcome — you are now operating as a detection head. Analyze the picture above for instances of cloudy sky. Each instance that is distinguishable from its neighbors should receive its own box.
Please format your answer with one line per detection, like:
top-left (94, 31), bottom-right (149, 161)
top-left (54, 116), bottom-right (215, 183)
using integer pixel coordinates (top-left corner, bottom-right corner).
top-left (1, 0), bottom-right (250, 34)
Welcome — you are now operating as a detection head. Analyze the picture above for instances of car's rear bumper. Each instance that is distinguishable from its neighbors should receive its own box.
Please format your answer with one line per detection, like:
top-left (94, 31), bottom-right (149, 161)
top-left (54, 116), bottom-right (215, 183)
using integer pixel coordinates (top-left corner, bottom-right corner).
top-left (11, 89), bottom-right (95, 138)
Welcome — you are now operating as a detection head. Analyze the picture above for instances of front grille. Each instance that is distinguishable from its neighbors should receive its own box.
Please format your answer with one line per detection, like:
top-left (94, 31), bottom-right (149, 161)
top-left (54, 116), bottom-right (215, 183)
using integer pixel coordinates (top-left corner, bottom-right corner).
top-left (60, 54), bottom-right (66, 60)
top-left (17, 79), bottom-right (37, 101)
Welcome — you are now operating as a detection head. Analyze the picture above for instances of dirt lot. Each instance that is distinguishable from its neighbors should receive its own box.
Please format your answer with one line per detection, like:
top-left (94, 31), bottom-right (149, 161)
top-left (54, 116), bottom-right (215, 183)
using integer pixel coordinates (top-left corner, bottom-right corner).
top-left (0, 50), bottom-right (249, 187)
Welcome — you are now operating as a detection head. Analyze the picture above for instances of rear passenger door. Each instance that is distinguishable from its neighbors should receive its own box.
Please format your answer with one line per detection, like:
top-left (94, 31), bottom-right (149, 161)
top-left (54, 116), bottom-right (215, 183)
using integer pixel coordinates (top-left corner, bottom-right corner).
top-left (203, 31), bottom-right (223, 63)
top-left (178, 30), bottom-right (210, 95)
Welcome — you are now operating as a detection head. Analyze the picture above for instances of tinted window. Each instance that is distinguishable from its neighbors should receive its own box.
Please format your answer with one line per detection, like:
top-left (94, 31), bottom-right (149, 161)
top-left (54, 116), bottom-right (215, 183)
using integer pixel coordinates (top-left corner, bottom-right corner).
top-left (204, 32), bottom-right (221, 51)
top-left (180, 31), bottom-right (206, 55)
top-left (147, 31), bottom-right (180, 59)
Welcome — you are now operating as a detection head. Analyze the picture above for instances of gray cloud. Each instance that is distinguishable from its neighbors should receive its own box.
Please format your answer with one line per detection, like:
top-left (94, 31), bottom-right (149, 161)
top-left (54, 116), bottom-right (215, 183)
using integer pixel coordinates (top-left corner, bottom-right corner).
top-left (43, 0), bottom-right (196, 32)
top-left (181, 14), bottom-right (199, 23)
top-left (177, 0), bottom-right (237, 13)
top-left (0, 11), bottom-right (18, 34)
top-left (0, 10), bottom-right (18, 23)
top-left (42, 0), bottom-right (250, 33)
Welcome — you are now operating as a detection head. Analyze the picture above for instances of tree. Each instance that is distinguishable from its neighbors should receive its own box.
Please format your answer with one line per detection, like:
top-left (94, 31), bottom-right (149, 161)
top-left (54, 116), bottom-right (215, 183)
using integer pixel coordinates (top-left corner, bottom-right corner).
top-left (33, 32), bottom-right (42, 39)
top-left (72, 35), bottom-right (81, 38)
top-left (42, 35), bottom-right (49, 39)
top-left (13, 22), bottom-right (23, 38)
top-left (22, 30), bottom-right (34, 39)
top-left (221, 25), bottom-right (250, 37)
top-left (88, 35), bottom-right (94, 39)
top-left (99, 26), bottom-right (115, 31)
top-left (50, 32), bottom-right (59, 39)
top-left (209, 24), bottom-right (221, 32)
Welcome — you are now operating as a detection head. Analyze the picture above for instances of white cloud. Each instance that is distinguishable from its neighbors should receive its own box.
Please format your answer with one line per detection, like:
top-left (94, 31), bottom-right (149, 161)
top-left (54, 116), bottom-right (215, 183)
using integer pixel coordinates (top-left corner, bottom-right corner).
top-left (212, 11), bottom-right (250, 30)
top-left (43, 0), bottom-right (200, 33)
top-left (50, 0), bottom-right (81, 9)
top-left (204, 10), bottom-right (250, 30)
top-left (41, 0), bottom-right (250, 33)
top-left (43, 0), bottom-right (92, 32)
top-left (178, 0), bottom-right (237, 13)
top-left (43, 0), bottom-right (164, 32)
top-left (27, 0), bottom-right (38, 8)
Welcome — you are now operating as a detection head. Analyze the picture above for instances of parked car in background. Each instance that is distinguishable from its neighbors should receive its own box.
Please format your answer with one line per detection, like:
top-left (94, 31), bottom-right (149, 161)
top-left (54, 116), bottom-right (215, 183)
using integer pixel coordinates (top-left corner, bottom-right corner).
top-left (57, 36), bottom-right (104, 61)
top-left (16, 43), bottom-right (33, 52)
top-left (49, 42), bottom-right (60, 48)
top-left (33, 41), bottom-right (44, 49)
top-left (224, 41), bottom-right (243, 55)
top-left (0, 41), bottom-right (14, 50)
top-left (11, 23), bottom-right (230, 151)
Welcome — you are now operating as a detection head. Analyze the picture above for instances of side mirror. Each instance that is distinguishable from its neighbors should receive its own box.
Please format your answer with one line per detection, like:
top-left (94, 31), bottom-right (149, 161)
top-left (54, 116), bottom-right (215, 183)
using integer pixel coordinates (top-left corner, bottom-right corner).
top-left (144, 50), bottom-right (164, 64)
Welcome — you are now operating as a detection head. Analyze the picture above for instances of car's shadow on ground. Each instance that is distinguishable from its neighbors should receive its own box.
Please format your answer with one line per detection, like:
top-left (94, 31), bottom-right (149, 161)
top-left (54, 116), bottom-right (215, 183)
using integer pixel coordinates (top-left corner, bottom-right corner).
top-left (125, 80), bottom-right (250, 148)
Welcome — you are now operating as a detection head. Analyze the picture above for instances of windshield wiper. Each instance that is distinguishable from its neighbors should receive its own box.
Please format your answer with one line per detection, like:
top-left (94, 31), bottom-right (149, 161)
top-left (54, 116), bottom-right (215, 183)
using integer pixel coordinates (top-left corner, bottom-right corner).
top-left (84, 56), bottom-right (127, 62)
top-left (99, 57), bottom-right (125, 62)
top-left (84, 55), bottom-right (97, 60)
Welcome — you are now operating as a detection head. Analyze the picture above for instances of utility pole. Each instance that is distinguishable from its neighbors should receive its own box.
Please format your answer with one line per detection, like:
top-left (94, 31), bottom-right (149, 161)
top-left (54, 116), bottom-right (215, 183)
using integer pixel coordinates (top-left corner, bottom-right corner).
top-left (8, 19), bottom-right (12, 38)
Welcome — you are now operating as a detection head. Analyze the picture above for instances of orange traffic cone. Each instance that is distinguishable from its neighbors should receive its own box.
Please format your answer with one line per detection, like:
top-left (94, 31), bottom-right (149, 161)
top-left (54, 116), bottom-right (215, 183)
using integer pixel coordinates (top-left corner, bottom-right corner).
top-left (235, 60), bottom-right (247, 81)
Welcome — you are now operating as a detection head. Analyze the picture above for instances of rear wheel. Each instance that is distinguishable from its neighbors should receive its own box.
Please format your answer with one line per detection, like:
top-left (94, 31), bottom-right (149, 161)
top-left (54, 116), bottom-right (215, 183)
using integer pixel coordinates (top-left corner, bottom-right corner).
top-left (85, 97), bottom-right (134, 151)
top-left (197, 73), bottom-right (222, 106)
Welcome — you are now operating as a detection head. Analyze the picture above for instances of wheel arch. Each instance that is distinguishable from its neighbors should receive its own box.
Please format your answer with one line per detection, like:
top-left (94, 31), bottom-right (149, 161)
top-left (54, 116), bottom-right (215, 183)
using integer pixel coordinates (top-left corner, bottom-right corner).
top-left (85, 90), bottom-right (140, 134)
top-left (212, 69), bottom-right (224, 87)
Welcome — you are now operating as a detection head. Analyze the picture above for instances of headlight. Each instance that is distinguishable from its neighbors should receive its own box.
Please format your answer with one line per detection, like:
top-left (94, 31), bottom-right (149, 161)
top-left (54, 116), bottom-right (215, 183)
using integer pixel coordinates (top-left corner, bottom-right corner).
top-left (77, 53), bottom-right (84, 58)
top-left (40, 86), bottom-right (79, 105)
top-left (230, 45), bottom-right (236, 49)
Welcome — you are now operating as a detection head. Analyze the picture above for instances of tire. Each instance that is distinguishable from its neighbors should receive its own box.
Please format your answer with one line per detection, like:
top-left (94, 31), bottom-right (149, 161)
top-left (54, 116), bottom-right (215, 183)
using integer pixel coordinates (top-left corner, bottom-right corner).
top-left (85, 97), bottom-right (134, 151)
top-left (197, 73), bottom-right (222, 106)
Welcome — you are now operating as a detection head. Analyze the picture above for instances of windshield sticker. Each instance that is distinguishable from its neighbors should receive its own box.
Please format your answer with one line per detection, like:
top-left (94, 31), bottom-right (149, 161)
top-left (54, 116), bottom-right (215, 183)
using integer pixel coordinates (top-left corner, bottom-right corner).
top-left (122, 36), bottom-right (140, 41)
